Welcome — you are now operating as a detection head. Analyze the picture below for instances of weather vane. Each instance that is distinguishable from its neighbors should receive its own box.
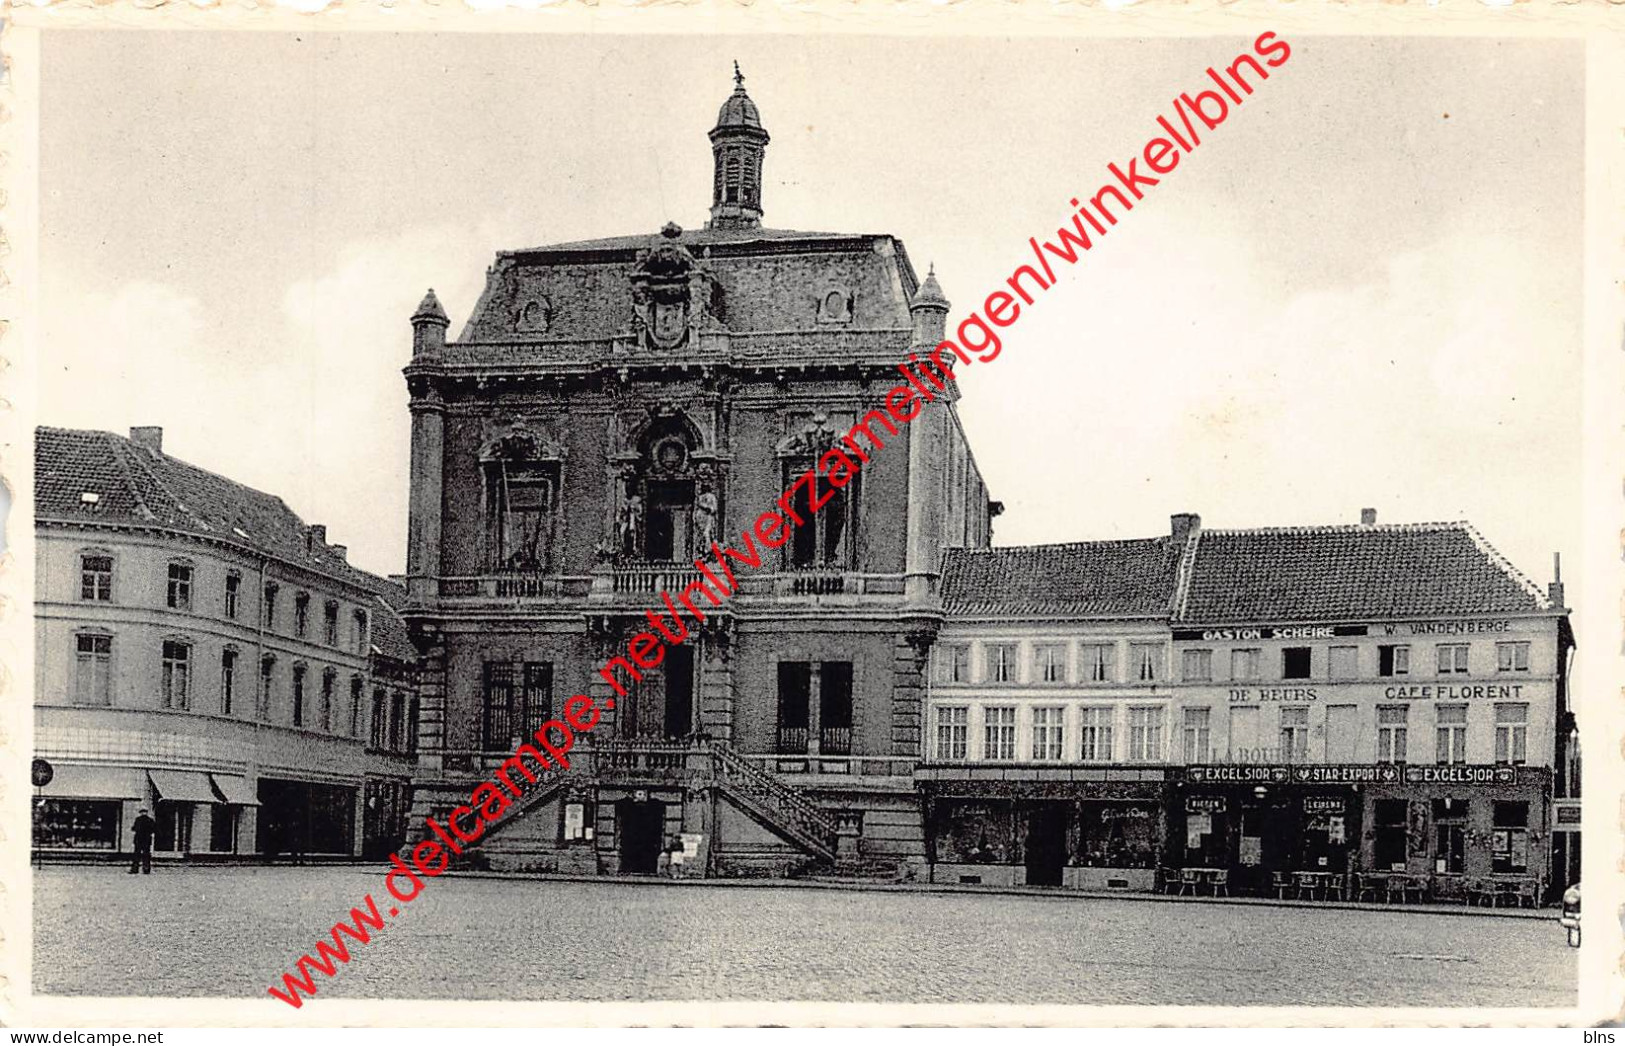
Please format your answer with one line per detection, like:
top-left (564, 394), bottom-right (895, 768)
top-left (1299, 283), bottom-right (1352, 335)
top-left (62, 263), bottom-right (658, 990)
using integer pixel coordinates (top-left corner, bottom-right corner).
top-left (734, 60), bottom-right (744, 88)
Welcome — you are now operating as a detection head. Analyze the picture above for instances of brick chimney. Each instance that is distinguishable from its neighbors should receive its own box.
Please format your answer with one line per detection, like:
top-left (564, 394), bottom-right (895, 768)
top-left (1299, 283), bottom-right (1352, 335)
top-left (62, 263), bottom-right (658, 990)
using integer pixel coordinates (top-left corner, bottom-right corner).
top-left (330, 544), bottom-right (348, 562)
top-left (129, 426), bottom-right (163, 455)
top-left (1360, 507), bottom-right (1378, 526)
top-left (1170, 512), bottom-right (1201, 546)
top-left (306, 524), bottom-right (327, 553)
top-left (1548, 552), bottom-right (1565, 609)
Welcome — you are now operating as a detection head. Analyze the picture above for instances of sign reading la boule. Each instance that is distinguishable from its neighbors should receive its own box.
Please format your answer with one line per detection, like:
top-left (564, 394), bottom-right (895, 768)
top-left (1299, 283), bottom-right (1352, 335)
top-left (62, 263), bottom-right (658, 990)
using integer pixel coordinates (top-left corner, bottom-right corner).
top-left (31, 757), bottom-right (54, 788)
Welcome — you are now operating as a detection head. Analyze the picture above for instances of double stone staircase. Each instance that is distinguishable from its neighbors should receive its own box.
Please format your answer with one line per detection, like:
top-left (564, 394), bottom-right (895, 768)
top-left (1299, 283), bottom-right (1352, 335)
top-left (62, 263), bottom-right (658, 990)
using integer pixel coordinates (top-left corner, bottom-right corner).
top-left (476, 736), bottom-right (841, 868)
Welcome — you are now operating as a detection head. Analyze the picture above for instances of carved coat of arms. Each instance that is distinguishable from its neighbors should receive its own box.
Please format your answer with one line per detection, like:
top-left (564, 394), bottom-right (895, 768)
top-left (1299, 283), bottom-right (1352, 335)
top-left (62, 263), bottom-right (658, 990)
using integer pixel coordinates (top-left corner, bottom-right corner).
top-left (629, 223), bottom-right (720, 351)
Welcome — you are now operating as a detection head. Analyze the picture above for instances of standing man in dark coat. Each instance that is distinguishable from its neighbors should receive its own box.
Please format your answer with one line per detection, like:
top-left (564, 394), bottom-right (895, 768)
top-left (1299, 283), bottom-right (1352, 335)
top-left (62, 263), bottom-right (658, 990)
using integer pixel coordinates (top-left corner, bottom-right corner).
top-left (130, 807), bottom-right (156, 874)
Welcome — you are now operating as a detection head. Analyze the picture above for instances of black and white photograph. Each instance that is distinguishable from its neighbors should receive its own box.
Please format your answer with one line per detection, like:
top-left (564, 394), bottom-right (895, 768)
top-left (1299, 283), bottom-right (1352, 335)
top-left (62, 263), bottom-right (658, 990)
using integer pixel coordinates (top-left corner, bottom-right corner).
top-left (5, 7), bottom-right (1622, 1031)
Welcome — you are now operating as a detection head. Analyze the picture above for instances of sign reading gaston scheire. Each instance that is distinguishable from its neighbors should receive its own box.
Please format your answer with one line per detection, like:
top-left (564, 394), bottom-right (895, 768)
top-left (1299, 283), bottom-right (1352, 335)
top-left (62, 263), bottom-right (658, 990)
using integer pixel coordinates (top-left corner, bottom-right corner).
top-left (1175, 620), bottom-right (1515, 642)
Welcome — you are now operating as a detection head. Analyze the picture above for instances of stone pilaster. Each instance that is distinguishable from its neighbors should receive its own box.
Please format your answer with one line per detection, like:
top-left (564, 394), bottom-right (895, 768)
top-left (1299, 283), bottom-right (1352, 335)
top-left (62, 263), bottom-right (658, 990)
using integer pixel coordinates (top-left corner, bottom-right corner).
top-left (697, 617), bottom-right (735, 741)
top-left (891, 627), bottom-right (935, 757)
top-left (406, 389), bottom-right (445, 602)
top-left (413, 630), bottom-right (448, 774)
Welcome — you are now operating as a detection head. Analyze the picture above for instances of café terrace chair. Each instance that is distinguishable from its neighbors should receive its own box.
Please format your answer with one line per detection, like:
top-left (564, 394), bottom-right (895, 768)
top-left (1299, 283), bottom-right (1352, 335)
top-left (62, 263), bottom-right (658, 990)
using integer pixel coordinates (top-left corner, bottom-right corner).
top-left (1210, 869), bottom-right (1230, 897)
top-left (1179, 867), bottom-right (1201, 896)
top-left (1324, 873), bottom-right (1347, 902)
top-left (1272, 871), bottom-right (1293, 899)
top-left (1355, 873), bottom-right (1386, 903)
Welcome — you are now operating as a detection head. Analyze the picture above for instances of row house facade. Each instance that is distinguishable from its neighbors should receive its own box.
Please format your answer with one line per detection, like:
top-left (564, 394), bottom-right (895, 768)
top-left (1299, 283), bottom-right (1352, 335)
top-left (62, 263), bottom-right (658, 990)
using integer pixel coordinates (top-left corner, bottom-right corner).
top-left (33, 425), bottom-right (419, 861)
top-left (920, 511), bottom-right (1575, 900)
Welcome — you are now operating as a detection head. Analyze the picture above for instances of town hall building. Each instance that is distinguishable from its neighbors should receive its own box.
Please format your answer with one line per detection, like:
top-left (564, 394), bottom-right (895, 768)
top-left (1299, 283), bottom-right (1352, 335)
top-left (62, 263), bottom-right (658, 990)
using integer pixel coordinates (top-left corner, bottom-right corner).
top-left (399, 70), bottom-right (994, 876)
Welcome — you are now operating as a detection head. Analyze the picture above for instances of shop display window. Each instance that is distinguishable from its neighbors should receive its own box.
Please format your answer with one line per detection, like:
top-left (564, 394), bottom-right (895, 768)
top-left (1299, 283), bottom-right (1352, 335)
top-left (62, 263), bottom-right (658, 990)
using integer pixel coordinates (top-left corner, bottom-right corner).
top-left (35, 799), bottom-right (120, 849)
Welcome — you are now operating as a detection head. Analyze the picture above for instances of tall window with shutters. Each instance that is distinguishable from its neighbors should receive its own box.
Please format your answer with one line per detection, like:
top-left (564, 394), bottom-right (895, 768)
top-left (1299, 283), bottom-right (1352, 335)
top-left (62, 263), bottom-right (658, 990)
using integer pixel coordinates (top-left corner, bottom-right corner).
top-left (1377, 705), bottom-right (1409, 763)
top-left (220, 649), bottom-right (237, 716)
top-left (74, 634), bottom-right (113, 706)
top-left (1435, 704), bottom-right (1468, 764)
top-left (1182, 707), bottom-right (1211, 763)
top-left (161, 641), bottom-right (191, 711)
top-left (1495, 703), bottom-right (1528, 765)
top-left (481, 663), bottom-right (515, 752)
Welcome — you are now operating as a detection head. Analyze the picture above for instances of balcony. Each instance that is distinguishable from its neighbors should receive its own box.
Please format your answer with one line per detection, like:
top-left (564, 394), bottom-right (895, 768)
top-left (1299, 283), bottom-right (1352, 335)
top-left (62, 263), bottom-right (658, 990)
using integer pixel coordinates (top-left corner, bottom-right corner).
top-left (421, 567), bottom-right (924, 610)
top-left (436, 575), bottom-right (592, 602)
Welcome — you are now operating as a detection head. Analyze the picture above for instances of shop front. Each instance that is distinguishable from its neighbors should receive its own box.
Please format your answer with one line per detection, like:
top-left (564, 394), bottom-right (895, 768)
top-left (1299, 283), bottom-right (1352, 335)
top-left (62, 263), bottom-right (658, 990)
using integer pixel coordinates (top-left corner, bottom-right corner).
top-left (918, 769), bottom-right (1171, 891)
top-left (1361, 765), bottom-right (1549, 905)
top-left (1175, 765), bottom-right (1384, 897)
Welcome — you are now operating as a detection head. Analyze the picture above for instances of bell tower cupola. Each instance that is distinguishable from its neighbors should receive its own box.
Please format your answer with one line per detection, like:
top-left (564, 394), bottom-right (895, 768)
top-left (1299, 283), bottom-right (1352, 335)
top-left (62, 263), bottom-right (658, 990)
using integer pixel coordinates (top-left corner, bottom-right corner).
top-left (708, 63), bottom-right (770, 230)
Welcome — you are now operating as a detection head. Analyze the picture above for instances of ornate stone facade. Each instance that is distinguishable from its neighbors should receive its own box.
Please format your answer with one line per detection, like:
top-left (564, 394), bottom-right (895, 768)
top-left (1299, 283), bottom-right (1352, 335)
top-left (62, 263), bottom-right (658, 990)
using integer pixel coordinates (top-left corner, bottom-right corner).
top-left (401, 75), bottom-right (993, 877)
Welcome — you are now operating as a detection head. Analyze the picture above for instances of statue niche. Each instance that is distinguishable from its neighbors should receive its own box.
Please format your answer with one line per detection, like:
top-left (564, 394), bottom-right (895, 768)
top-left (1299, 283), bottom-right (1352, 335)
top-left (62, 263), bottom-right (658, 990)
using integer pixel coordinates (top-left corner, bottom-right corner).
top-left (480, 420), bottom-right (565, 573)
top-left (606, 408), bottom-right (721, 565)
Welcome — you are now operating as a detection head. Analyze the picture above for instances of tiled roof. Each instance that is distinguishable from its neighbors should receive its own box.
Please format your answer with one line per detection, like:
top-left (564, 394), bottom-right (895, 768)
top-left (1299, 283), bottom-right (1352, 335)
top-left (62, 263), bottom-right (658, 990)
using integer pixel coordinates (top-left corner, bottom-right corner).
top-left (942, 539), bottom-right (1182, 618)
top-left (1176, 523), bottom-right (1550, 623)
top-left (368, 584), bottom-right (416, 663)
top-left (35, 426), bottom-right (393, 595)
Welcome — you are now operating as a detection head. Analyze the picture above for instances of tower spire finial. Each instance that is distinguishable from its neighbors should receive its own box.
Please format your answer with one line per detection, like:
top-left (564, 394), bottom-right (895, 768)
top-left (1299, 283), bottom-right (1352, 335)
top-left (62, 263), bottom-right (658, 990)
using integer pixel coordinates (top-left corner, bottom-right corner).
top-left (708, 64), bottom-right (769, 230)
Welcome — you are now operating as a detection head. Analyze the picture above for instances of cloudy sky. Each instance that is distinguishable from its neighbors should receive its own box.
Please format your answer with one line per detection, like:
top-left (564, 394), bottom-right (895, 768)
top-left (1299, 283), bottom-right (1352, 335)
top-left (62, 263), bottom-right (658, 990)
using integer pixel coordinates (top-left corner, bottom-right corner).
top-left (40, 30), bottom-right (1582, 602)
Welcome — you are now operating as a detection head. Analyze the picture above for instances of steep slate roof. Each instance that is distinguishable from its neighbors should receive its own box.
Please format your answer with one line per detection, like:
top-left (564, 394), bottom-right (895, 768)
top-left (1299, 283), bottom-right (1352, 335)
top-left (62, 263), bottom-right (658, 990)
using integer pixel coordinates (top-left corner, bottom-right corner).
top-left (455, 227), bottom-right (921, 345)
top-left (942, 539), bottom-right (1183, 618)
top-left (1176, 523), bottom-right (1550, 623)
top-left (368, 584), bottom-right (417, 663)
top-left (35, 426), bottom-right (393, 595)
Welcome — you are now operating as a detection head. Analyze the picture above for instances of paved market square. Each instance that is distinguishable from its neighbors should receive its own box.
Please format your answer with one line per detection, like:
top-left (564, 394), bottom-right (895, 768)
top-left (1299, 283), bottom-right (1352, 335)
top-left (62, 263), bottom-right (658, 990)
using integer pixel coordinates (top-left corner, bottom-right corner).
top-left (34, 866), bottom-right (1574, 1007)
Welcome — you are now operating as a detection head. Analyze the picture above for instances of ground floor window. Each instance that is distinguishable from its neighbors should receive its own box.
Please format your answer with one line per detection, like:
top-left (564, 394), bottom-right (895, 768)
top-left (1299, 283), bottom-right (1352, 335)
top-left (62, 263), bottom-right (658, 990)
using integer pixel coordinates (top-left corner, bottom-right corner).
top-left (210, 805), bottom-right (240, 853)
top-left (35, 799), bottom-right (120, 849)
top-left (257, 779), bottom-right (356, 857)
top-left (1492, 800), bottom-right (1530, 873)
top-left (1373, 798), bottom-right (1409, 871)
top-left (936, 800), bottom-right (1013, 864)
top-left (1078, 803), bottom-right (1158, 868)
top-left (155, 800), bottom-right (194, 853)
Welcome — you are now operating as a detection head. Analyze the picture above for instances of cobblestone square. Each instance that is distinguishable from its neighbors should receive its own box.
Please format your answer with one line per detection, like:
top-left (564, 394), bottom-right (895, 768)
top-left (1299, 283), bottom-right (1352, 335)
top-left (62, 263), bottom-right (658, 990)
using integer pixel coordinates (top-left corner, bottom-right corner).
top-left (33, 866), bottom-right (1575, 1007)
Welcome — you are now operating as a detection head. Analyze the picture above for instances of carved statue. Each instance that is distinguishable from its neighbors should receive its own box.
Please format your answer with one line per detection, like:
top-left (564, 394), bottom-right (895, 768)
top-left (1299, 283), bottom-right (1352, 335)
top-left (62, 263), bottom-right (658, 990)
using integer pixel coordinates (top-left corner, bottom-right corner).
top-left (692, 488), bottom-right (719, 554)
top-left (619, 493), bottom-right (645, 561)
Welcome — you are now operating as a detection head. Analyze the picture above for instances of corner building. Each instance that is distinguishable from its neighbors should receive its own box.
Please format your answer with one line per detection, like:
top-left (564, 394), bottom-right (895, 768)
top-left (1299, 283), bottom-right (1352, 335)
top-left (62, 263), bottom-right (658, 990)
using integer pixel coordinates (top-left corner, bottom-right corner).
top-left (33, 426), bottom-right (420, 861)
top-left (923, 513), bottom-right (1573, 902)
top-left (401, 75), bottom-right (993, 876)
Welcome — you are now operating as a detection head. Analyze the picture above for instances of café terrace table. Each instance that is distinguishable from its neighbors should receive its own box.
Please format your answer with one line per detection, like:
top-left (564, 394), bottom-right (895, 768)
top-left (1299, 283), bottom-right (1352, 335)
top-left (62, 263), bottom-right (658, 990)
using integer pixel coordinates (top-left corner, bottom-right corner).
top-left (1176, 867), bottom-right (1229, 896)
top-left (1292, 870), bottom-right (1344, 901)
